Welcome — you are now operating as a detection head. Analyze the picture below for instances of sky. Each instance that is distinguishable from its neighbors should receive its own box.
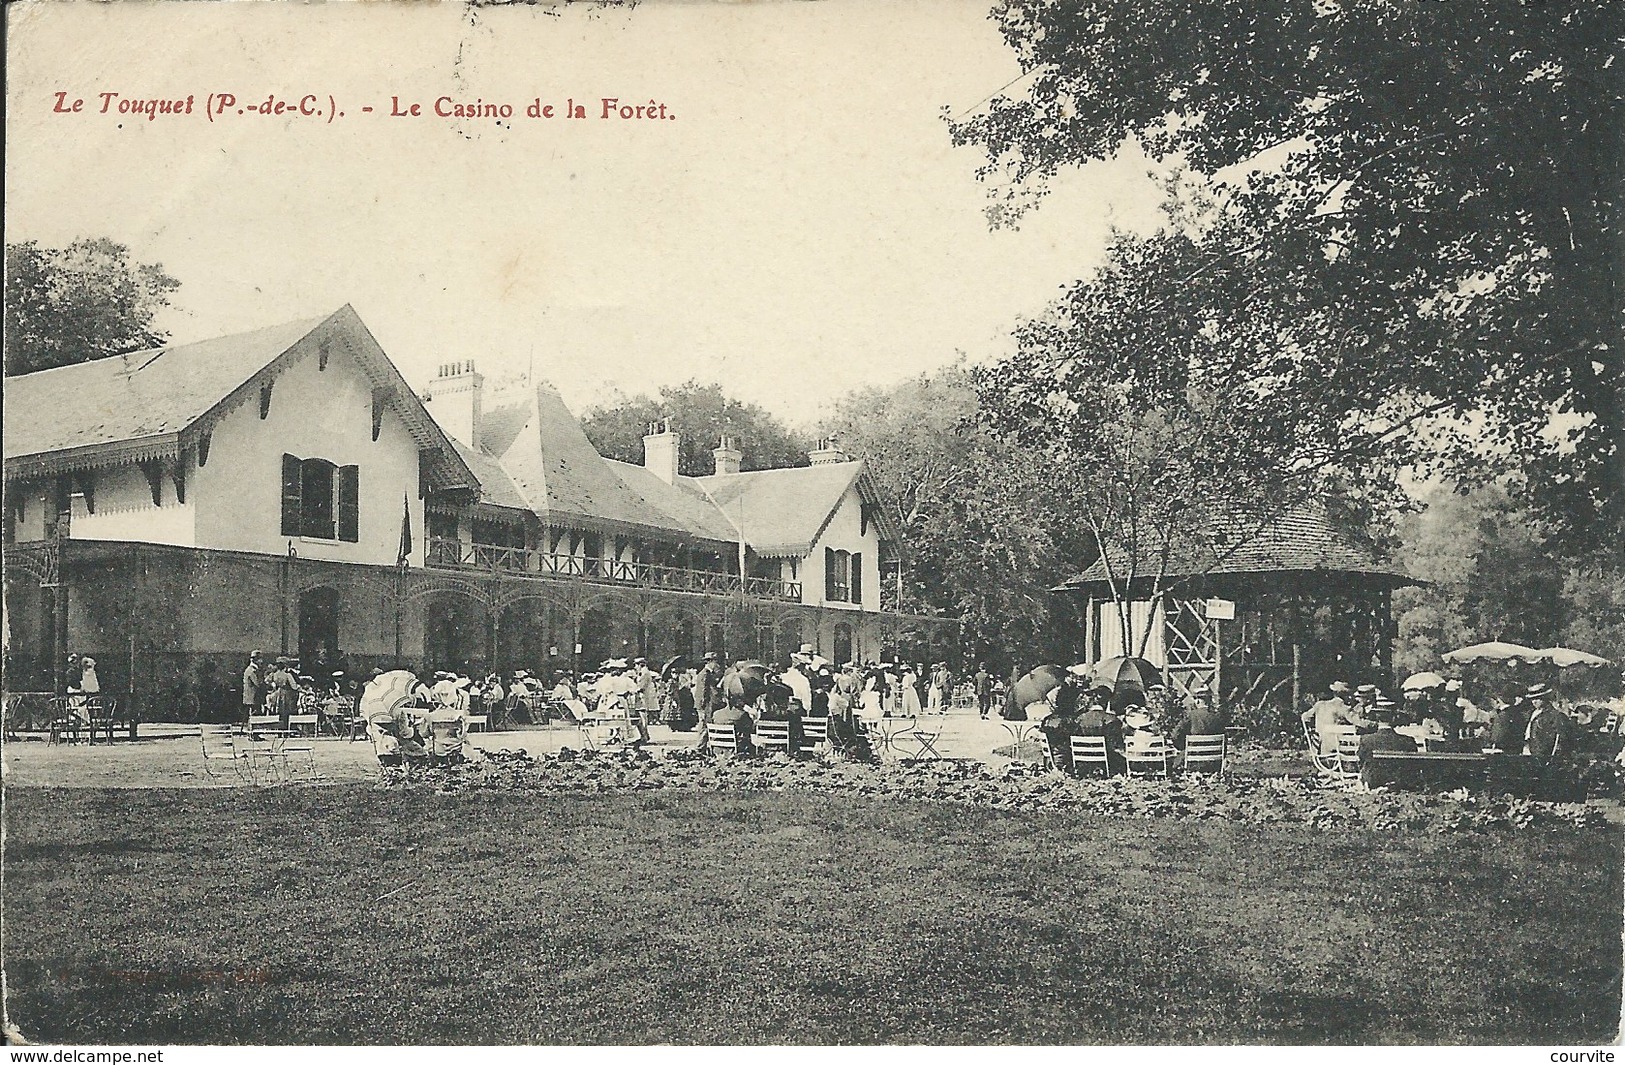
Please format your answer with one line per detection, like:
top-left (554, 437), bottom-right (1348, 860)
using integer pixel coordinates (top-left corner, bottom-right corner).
top-left (5, 1), bottom-right (1167, 429)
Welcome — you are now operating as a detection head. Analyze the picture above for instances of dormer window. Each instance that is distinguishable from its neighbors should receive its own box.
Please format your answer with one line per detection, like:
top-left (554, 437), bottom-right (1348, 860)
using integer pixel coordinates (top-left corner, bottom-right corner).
top-left (282, 454), bottom-right (359, 541)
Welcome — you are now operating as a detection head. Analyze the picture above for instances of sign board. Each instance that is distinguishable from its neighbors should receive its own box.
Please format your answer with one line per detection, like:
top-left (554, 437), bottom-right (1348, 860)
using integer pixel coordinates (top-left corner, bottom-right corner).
top-left (1204, 597), bottom-right (1236, 621)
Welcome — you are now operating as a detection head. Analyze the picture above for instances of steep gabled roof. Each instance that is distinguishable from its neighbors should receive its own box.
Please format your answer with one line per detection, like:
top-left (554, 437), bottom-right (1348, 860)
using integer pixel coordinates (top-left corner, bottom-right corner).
top-left (470, 385), bottom-right (733, 544)
top-left (692, 461), bottom-right (895, 558)
top-left (1060, 507), bottom-right (1415, 591)
top-left (3, 306), bottom-right (477, 493)
top-left (605, 460), bottom-right (745, 543)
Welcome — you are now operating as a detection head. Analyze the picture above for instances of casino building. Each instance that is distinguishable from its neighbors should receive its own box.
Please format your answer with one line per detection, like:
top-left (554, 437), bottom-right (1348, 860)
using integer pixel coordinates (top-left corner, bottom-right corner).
top-left (3, 306), bottom-right (953, 717)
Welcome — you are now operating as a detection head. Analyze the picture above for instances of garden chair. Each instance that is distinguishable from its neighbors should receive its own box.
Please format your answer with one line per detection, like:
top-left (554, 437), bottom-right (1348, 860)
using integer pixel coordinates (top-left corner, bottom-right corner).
top-left (47, 697), bottom-right (82, 745)
top-left (248, 712), bottom-right (281, 732)
top-left (1069, 735), bottom-right (1114, 777)
top-left (232, 729), bottom-right (284, 786)
top-left (288, 712), bottom-right (320, 737)
top-left (427, 715), bottom-right (467, 765)
top-left (755, 719), bottom-right (792, 755)
top-left (199, 724), bottom-right (250, 784)
top-left (1182, 733), bottom-right (1226, 778)
top-left (1044, 731), bottom-right (1070, 773)
top-left (707, 722), bottom-right (749, 756)
top-left (85, 696), bottom-right (121, 744)
top-left (1336, 729), bottom-right (1363, 781)
top-left (1303, 721), bottom-right (1342, 780)
top-left (897, 719), bottom-right (944, 762)
top-left (1124, 737), bottom-right (1172, 778)
top-left (276, 731), bottom-right (319, 781)
top-left (799, 715), bottom-right (830, 753)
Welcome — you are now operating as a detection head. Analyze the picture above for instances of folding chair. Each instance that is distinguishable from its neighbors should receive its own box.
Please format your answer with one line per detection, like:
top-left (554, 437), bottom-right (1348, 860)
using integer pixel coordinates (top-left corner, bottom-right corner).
top-left (1070, 735), bottom-right (1114, 777)
top-left (1124, 737), bottom-right (1171, 778)
top-left (287, 713), bottom-right (320, 737)
top-left (707, 722), bottom-right (748, 756)
top-left (1303, 721), bottom-right (1341, 780)
top-left (799, 716), bottom-right (830, 753)
top-left (898, 719), bottom-right (944, 762)
top-left (1336, 729), bottom-right (1363, 782)
top-left (248, 712), bottom-right (281, 732)
top-left (199, 724), bottom-right (250, 784)
top-left (1182, 733), bottom-right (1226, 778)
top-left (755, 719), bottom-right (792, 755)
top-left (48, 697), bottom-right (82, 745)
top-left (231, 730), bottom-right (283, 786)
top-left (275, 732), bottom-right (319, 781)
top-left (1044, 731), bottom-right (1071, 773)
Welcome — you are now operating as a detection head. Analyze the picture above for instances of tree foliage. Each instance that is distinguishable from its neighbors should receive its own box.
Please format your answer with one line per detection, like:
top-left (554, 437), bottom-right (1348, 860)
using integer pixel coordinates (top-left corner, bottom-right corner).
top-left (580, 380), bottom-right (811, 477)
top-left (1394, 481), bottom-right (1623, 693)
top-left (4, 238), bottom-right (181, 376)
top-left (819, 365), bottom-right (1078, 668)
top-left (975, 225), bottom-right (1414, 652)
top-left (950, 0), bottom-right (1621, 550)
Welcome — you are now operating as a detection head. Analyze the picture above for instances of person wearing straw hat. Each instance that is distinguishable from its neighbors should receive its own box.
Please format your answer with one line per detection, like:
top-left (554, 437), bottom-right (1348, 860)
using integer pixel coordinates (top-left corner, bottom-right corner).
top-left (1300, 681), bottom-right (1368, 755)
top-left (1522, 683), bottom-right (1576, 763)
top-left (241, 650), bottom-right (267, 725)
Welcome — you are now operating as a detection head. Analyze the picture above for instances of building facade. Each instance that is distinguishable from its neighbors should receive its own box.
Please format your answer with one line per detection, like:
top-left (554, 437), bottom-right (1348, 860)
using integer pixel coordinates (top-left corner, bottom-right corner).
top-left (3, 307), bottom-right (953, 718)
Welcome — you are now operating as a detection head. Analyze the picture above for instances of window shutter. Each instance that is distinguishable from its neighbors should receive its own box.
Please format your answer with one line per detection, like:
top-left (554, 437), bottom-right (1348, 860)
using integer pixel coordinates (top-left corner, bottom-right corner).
top-left (850, 552), bottom-right (863, 605)
top-left (281, 454), bottom-right (302, 537)
top-left (337, 465), bottom-right (360, 542)
top-left (825, 547), bottom-right (837, 601)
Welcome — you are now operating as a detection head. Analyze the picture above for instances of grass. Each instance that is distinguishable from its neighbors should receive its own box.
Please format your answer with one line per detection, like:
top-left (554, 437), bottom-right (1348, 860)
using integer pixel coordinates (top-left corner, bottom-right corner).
top-left (3, 785), bottom-right (1621, 1044)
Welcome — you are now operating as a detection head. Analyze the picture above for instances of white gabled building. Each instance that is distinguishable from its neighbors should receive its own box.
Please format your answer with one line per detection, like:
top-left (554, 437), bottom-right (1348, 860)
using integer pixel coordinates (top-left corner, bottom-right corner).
top-left (3, 307), bottom-right (953, 715)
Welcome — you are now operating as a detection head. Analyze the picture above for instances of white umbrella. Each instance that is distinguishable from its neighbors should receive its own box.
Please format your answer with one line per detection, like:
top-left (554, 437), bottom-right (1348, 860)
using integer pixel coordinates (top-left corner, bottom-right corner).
top-left (1441, 641), bottom-right (1544, 665)
top-left (360, 670), bottom-right (419, 724)
top-left (1402, 671), bottom-right (1448, 691)
top-left (1538, 647), bottom-right (1612, 668)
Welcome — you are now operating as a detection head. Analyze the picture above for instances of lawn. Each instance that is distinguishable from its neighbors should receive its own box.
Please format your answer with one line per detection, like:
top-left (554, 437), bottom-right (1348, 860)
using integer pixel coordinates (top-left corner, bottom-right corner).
top-left (3, 785), bottom-right (1620, 1044)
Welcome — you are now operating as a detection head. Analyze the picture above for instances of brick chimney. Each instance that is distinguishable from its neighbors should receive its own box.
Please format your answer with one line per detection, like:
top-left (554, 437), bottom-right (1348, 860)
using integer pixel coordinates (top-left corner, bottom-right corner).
top-left (712, 434), bottom-right (743, 477)
top-left (423, 360), bottom-right (484, 448)
top-left (643, 418), bottom-right (680, 484)
top-left (809, 434), bottom-right (848, 466)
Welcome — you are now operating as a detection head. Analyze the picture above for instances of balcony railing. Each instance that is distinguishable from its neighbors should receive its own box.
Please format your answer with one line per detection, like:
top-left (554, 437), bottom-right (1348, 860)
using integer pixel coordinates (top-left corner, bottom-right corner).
top-left (425, 537), bottom-right (803, 602)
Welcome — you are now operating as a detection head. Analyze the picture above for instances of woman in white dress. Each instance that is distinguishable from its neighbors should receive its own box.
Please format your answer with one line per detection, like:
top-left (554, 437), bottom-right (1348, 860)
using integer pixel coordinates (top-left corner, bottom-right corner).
top-left (860, 671), bottom-right (884, 718)
top-left (901, 666), bottom-right (923, 717)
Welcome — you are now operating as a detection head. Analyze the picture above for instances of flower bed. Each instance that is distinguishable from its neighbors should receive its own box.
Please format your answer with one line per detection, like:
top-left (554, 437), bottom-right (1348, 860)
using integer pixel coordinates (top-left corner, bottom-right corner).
top-left (389, 747), bottom-right (1612, 833)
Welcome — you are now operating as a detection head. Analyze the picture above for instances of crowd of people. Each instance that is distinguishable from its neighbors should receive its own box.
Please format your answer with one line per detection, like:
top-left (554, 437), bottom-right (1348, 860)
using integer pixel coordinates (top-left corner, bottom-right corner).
top-left (1031, 664), bottom-right (1226, 774)
top-left (1301, 675), bottom-right (1622, 788)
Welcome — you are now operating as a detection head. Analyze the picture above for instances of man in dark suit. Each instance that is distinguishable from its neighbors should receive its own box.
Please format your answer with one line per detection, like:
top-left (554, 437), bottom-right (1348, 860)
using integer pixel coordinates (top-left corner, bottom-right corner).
top-left (1040, 666), bottom-right (1089, 771)
top-left (1489, 692), bottom-right (1531, 753)
top-left (1171, 681), bottom-right (1226, 752)
top-left (1358, 697), bottom-right (1418, 787)
top-left (1073, 687), bottom-right (1125, 775)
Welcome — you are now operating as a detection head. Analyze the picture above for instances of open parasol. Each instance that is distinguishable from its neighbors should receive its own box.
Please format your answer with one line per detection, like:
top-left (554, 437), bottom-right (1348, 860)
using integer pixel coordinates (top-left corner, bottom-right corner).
top-left (1441, 641), bottom-right (1545, 665)
top-left (1012, 664), bottom-right (1067, 711)
top-left (660, 654), bottom-right (690, 681)
top-left (1401, 671), bottom-right (1448, 691)
top-left (360, 669), bottom-right (419, 725)
top-left (724, 662), bottom-right (770, 703)
top-left (1537, 646), bottom-right (1612, 668)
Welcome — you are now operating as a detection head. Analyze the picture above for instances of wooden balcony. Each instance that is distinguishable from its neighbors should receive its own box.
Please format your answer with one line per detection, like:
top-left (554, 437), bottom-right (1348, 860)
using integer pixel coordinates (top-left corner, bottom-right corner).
top-left (425, 537), bottom-right (803, 603)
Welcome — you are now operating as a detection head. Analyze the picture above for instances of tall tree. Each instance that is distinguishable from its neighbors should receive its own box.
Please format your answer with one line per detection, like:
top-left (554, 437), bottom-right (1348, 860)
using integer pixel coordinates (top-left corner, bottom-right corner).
top-left (5, 238), bottom-right (180, 376)
top-left (950, 0), bottom-right (1621, 550)
top-left (977, 226), bottom-right (1414, 654)
top-left (820, 365), bottom-right (1078, 666)
top-left (581, 380), bottom-right (811, 476)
